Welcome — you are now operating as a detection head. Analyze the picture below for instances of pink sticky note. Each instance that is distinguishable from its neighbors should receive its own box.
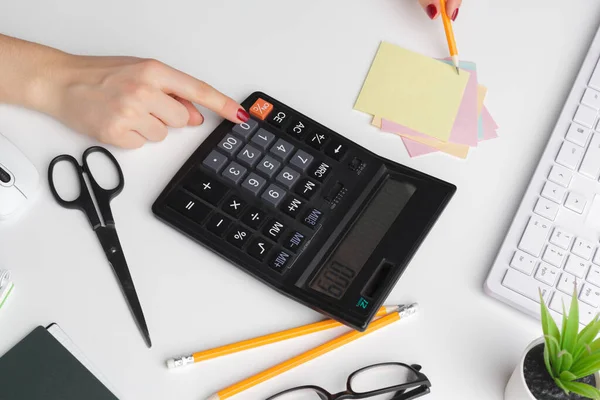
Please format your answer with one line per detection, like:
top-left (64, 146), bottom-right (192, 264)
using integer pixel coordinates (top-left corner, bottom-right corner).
top-left (481, 107), bottom-right (499, 141)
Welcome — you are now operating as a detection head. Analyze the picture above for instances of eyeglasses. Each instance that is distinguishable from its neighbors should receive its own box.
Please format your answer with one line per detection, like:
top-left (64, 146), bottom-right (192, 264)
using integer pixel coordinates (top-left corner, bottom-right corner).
top-left (266, 362), bottom-right (431, 400)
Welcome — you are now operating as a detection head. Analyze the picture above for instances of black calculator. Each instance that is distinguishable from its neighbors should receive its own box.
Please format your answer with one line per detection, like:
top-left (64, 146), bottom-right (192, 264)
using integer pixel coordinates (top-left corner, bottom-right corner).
top-left (152, 92), bottom-right (456, 331)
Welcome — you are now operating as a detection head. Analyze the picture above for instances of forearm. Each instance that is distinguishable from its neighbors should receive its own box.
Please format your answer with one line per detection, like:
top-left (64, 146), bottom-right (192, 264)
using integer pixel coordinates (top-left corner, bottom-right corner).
top-left (0, 34), bottom-right (68, 112)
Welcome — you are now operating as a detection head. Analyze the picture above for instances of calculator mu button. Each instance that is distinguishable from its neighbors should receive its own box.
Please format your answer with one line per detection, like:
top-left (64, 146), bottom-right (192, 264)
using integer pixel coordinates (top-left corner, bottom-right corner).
top-left (302, 208), bottom-right (324, 229)
top-left (281, 196), bottom-right (304, 219)
top-left (207, 213), bottom-right (232, 237)
top-left (227, 225), bottom-right (251, 248)
top-left (247, 237), bottom-right (273, 261)
top-left (218, 134), bottom-right (244, 156)
top-left (295, 178), bottom-right (319, 200)
top-left (307, 131), bottom-right (329, 150)
top-left (203, 150), bottom-right (229, 174)
top-left (185, 172), bottom-right (228, 205)
top-left (325, 142), bottom-right (348, 161)
top-left (251, 128), bottom-right (276, 151)
top-left (223, 194), bottom-right (247, 218)
top-left (250, 98), bottom-right (274, 121)
top-left (287, 118), bottom-right (309, 140)
top-left (290, 149), bottom-right (314, 173)
top-left (275, 167), bottom-right (301, 189)
top-left (284, 231), bottom-right (306, 253)
top-left (263, 219), bottom-right (287, 241)
top-left (269, 250), bottom-right (292, 273)
top-left (256, 155), bottom-right (281, 179)
top-left (241, 207), bottom-right (267, 230)
top-left (268, 109), bottom-right (290, 129)
top-left (309, 161), bottom-right (332, 182)
top-left (232, 119), bottom-right (259, 139)
top-left (270, 138), bottom-right (295, 161)
top-left (166, 190), bottom-right (211, 225)
top-left (222, 161), bottom-right (248, 185)
top-left (261, 184), bottom-right (287, 208)
top-left (241, 173), bottom-right (267, 197)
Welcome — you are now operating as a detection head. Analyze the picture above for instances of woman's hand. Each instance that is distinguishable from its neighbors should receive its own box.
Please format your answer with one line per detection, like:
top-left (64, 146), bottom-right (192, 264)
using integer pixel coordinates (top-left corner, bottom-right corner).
top-left (419, 0), bottom-right (461, 21)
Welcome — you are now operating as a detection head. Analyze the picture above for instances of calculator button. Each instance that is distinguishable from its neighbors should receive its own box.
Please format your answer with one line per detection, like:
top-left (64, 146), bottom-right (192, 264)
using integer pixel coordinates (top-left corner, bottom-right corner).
top-left (250, 98), bottom-right (274, 121)
top-left (256, 155), bottom-right (282, 178)
top-left (251, 128), bottom-right (276, 151)
top-left (237, 144), bottom-right (263, 168)
top-left (218, 134), bottom-right (244, 156)
top-left (222, 161), bottom-right (248, 185)
top-left (284, 231), bottom-right (306, 253)
top-left (232, 119), bottom-right (259, 139)
top-left (202, 150), bottom-right (229, 174)
top-left (242, 207), bottom-right (267, 230)
top-left (307, 131), bottom-right (329, 150)
top-left (270, 139), bottom-right (295, 161)
top-left (295, 178), bottom-right (319, 200)
top-left (286, 118), bottom-right (309, 139)
top-left (309, 161), bottom-right (332, 182)
top-left (264, 219), bottom-right (287, 241)
top-left (268, 109), bottom-right (290, 129)
top-left (247, 237), bottom-right (273, 261)
top-left (325, 141), bottom-right (348, 161)
top-left (223, 194), bottom-right (247, 218)
top-left (241, 173), bottom-right (267, 196)
top-left (269, 250), bottom-right (292, 272)
top-left (167, 190), bottom-right (211, 225)
top-left (303, 208), bottom-right (324, 229)
top-left (275, 167), bottom-right (301, 189)
top-left (207, 213), bottom-right (232, 237)
top-left (227, 225), bottom-right (251, 248)
top-left (281, 196), bottom-right (304, 218)
top-left (185, 173), bottom-right (228, 205)
top-left (289, 150), bottom-right (314, 172)
top-left (261, 184), bottom-right (286, 208)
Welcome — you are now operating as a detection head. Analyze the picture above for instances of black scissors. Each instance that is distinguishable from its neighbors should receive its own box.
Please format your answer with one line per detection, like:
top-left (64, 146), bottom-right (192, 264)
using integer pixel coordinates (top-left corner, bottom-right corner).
top-left (48, 146), bottom-right (152, 348)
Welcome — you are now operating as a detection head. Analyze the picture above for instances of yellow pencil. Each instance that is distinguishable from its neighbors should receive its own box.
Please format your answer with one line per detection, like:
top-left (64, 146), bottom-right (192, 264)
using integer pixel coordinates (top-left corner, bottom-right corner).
top-left (206, 304), bottom-right (418, 400)
top-left (439, 0), bottom-right (460, 74)
top-left (166, 305), bottom-right (402, 369)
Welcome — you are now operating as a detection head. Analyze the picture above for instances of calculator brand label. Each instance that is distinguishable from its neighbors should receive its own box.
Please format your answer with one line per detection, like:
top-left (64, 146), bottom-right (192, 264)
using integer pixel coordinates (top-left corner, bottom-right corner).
top-left (356, 297), bottom-right (369, 309)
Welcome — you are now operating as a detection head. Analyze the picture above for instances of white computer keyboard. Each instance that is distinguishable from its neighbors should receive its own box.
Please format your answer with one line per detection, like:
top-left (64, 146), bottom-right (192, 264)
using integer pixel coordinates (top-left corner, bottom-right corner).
top-left (485, 23), bottom-right (600, 325)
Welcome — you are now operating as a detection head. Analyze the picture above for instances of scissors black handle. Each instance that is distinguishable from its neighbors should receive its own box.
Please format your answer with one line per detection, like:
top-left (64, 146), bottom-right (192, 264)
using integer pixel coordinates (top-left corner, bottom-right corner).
top-left (48, 146), bottom-right (125, 229)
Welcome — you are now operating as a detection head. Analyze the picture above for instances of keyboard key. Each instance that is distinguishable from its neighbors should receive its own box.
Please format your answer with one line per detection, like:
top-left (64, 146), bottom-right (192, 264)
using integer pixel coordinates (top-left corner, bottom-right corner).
top-left (541, 181), bottom-right (566, 204)
top-left (227, 225), bottom-right (251, 248)
top-left (594, 249), bottom-right (600, 266)
top-left (582, 88), bottom-right (600, 110)
top-left (534, 197), bottom-right (559, 220)
top-left (307, 131), bottom-right (329, 150)
top-left (502, 268), bottom-right (552, 303)
top-left (548, 165), bottom-right (573, 187)
top-left (276, 167), bottom-right (300, 189)
top-left (251, 128), bottom-right (276, 150)
top-left (268, 109), bottom-right (290, 129)
top-left (269, 250), bottom-right (292, 272)
top-left (573, 237), bottom-right (595, 260)
top-left (263, 219), bottom-right (286, 241)
top-left (549, 227), bottom-right (574, 250)
top-left (232, 119), bottom-right (259, 139)
top-left (566, 123), bottom-right (591, 147)
top-left (222, 194), bottom-right (246, 218)
top-left (218, 134), bottom-right (244, 156)
top-left (580, 283), bottom-right (600, 307)
top-left (281, 196), bottom-right (304, 218)
top-left (510, 251), bottom-right (537, 275)
top-left (556, 142), bottom-right (584, 170)
top-left (290, 150), bottom-right (314, 172)
top-left (518, 216), bottom-right (551, 257)
top-left (550, 291), bottom-right (598, 325)
top-left (284, 231), bottom-right (306, 252)
top-left (588, 265), bottom-right (600, 286)
top-left (325, 141), bottom-right (348, 161)
top-left (557, 273), bottom-right (581, 295)
top-left (295, 178), bottom-right (319, 200)
top-left (250, 98), bottom-right (274, 120)
top-left (309, 161), bottom-right (332, 182)
top-left (564, 255), bottom-right (589, 278)
top-left (206, 213), bottom-right (232, 237)
top-left (590, 62), bottom-right (600, 91)
top-left (241, 207), bottom-right (266, 230)
top-left (185, 173), bottom-right (228, 205)
top-left (256, 155), bottom-right (281, 178)
top-left (203, 150), bottom-right (229, 174)
top-left (247, 237), bottom-right (272, 261)
top-left (222, 161), bottom-right (248, 185)
top-left (241, 173), bottom-right (267, 196)
top-left (579, 133), bottom-right (600, 180)
top-left (542, 245), bottom-right (566, 267)
top-left (270, 138), bottom-right (294, 161)
top-left (261, 184), bottom-right (286, 208)
top-left (535, 263), bottom-right (559, 286)
top-left (574, 104), bottom-right (597, 128)
top-left (166, 190), bottom-right (211, 225)
top-left (286, 118), bottom-right (309, 139)
top-left (565, 192), bottom-right (587, 214)
top-left (237, 144), bottom-right (263, 168)
top-left (303, 208), bottom-right (324, 229)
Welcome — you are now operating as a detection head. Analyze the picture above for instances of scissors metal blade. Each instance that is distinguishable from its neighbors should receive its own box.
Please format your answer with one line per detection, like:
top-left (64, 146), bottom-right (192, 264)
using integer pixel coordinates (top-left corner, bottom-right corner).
top-left (96, 227), bottom-right (152, 348)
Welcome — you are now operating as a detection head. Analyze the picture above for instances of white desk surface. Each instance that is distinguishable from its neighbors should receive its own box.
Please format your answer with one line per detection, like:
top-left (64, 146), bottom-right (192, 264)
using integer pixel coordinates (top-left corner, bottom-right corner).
top-left (2, 1), bottom-right (600, 399)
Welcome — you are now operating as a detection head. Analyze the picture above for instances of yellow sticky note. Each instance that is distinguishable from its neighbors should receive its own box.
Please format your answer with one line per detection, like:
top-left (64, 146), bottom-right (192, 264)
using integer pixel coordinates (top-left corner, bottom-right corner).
top-left (371, 115), bottom-right (382, 128)
top-left (354, 41), bottom-right (470, 141)
top-left (398, 133), bottom-right (470, 159)
top-left (478, 85), bottom-right (488, 116)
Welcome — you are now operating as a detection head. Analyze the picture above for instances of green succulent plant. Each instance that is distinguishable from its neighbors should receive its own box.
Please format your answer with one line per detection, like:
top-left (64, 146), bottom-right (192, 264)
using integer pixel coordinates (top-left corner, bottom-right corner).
top-left (540, 288), bottom-right (600, 399)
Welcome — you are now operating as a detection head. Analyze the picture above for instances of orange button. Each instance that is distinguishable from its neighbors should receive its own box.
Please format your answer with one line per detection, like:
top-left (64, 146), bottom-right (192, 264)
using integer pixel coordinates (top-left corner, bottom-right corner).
top-left (250, 98), bottom-right (274, 120)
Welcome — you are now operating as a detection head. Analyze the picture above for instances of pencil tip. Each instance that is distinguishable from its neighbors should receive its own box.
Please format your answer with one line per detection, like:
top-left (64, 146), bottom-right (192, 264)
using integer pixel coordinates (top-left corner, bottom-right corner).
top-left (455, 66), bottom-right (460, 75)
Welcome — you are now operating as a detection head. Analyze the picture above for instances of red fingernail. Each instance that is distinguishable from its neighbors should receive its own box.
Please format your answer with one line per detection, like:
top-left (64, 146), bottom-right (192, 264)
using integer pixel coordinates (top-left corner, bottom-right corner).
top-left (451, 8), bottom-right (459, 21)
top-left (426, 4), bottom-right (437, 19)
top-left (237, 108), bottom-right (249, 123)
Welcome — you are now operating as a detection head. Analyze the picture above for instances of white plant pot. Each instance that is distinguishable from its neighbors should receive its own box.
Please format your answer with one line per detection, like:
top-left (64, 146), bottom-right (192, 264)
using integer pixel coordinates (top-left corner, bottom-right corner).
top-left (505, 337), bottom-right (600, 400)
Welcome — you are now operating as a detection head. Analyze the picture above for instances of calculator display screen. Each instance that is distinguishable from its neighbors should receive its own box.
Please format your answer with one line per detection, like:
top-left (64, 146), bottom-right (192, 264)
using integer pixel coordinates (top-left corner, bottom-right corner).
top-left (310, 179), bottom-right (416, 299)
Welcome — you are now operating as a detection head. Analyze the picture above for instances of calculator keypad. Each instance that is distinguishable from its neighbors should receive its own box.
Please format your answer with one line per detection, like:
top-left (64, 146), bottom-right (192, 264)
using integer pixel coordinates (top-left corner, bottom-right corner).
top-left (262, 184), bottom-right (286, 207)
top-left (185, 173), bottom-right (228, 205)
top-left (218, 134), bottom-right (244, 156)
top-left (270, 139), bottom-right (295, 161)
top-left (241, 173), bottom-right (267, 196)
top-left (237, 144), bottom-right (263, 168)
top-left (275, 167), bottom-right (300, 189)
top-left (222, 162), bottom-right (247, 185)
top-left (203, 150), bottom-right (229, 173)
top-left (290, 150), bottom-right (314, 172)
top-left (251, 128), bottom-right (276, 150)
top-left (232, 119), bottom-right (259, 139)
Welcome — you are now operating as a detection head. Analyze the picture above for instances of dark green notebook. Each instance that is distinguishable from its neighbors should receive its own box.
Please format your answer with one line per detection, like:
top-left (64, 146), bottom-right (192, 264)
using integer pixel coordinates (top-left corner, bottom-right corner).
top-left (0, 324), bottom-right (119, 400)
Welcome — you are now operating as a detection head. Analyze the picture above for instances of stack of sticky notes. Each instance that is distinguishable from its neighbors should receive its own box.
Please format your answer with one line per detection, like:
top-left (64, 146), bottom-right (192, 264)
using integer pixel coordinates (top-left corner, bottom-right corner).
top-left (354, 41), bottom-right (498, 159)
